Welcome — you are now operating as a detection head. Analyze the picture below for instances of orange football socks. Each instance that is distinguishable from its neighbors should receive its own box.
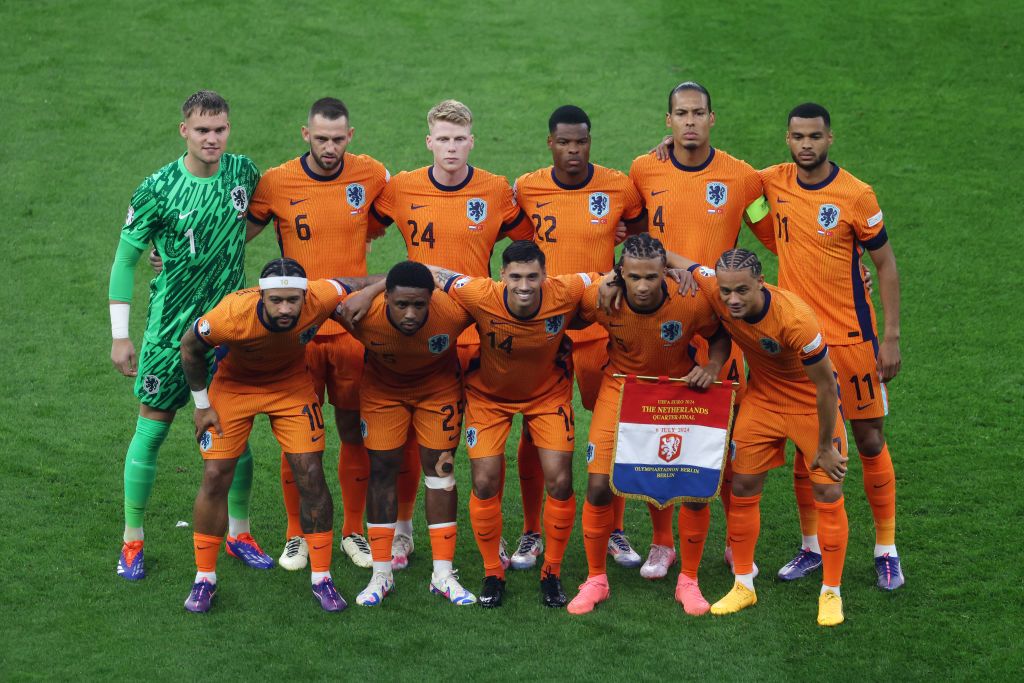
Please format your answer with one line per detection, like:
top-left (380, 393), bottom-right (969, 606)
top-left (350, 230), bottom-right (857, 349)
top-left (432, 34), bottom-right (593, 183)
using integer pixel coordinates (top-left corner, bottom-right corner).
top-left (306, 531), bottom-right (334, 573)
top-left (860, 444), bottom-right (897, 547)
top-left (541, 495), bottom-right (576, 577)
top-left (815, 497), bottom-right (848, 587)
top-left (470, 492), bottom-right (505, 579)
top-left (582, 501), bottom-right (614, 577)
top-left (280, 455), bottom-right (302, 539)
top-left (727, 494), bottom-right (761, 577)
top-left (516, 436), bottom-right (545, 533)
top-left (338, 442), bottom-right (369, 538)
top-left (193, 532), bottom-right (221, 572)
top-left (428, 522), bottom-right (457, 564)
top-left (793, 454), bottom-right (819, 537)
top-left (678, 505), bottom-right (710, 579)
top-left (648, 503), bottom-right (675, 547)
top-left (367, 524), bottom-right (395, 565)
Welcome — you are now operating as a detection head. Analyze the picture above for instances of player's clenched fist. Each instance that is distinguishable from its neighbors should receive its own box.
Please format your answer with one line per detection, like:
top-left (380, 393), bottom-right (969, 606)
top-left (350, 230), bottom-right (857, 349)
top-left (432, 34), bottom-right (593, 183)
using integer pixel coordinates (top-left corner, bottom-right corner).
top-left (111, 338), bottom-right (138, 377)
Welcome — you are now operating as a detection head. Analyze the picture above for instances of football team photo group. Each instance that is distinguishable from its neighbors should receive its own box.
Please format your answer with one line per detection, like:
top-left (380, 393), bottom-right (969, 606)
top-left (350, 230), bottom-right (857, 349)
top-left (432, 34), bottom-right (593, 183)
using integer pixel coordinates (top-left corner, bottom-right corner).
top-left (108, 83), bottom-right (903, 629)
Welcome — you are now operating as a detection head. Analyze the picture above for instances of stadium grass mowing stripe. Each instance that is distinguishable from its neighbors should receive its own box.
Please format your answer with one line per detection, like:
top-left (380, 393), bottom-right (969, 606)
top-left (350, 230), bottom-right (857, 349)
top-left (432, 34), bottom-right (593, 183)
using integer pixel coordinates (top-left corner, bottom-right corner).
top-left (1, 0), bottom-right (1021, 678)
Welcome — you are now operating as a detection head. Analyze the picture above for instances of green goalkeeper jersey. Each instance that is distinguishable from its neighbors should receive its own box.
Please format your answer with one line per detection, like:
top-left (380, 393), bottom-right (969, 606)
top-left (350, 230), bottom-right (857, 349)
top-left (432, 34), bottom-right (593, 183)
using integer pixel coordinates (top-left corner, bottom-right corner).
top-left (120, 153), bottom-right (260, 346)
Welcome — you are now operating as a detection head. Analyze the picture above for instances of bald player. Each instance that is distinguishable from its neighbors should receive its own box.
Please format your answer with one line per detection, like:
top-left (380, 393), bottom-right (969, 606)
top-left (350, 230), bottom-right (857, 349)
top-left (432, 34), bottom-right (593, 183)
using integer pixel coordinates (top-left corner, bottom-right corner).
top-left (630, 81), bottom-right (774, 579)
top-left (509, 104), bottom-right (647, 571)
top-left (670, 249), bottom-right (850, 627)
top-left (246, 97), bottom-right (389, 571)
top-left (754, 103), bottom-right (904, 591)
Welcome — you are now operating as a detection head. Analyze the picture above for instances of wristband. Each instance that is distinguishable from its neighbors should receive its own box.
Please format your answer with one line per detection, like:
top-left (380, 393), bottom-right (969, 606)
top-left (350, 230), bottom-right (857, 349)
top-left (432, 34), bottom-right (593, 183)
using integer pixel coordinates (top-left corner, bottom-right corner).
top-left (191, 388), bottom-right (211, 409)
top-left (110, 303), bottom-right (130, 339)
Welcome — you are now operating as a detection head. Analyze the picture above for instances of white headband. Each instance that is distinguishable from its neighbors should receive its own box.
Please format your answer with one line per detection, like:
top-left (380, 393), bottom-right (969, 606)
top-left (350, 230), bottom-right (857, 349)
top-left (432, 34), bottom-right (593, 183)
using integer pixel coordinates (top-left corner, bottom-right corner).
top-left (259, 276), bottom-right (308, 290)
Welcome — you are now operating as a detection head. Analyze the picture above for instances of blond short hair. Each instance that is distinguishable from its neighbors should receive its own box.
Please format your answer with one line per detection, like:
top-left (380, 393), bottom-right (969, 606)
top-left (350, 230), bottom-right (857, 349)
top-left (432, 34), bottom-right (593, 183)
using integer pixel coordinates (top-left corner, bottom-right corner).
top-left (427, 99), bottom-right (473, 129)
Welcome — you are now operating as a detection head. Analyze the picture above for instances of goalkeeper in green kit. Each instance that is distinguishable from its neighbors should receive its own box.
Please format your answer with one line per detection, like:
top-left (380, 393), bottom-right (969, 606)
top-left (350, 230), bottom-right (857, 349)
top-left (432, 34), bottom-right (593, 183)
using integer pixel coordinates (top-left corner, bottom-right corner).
top-left (108, 90), bottom-right (270, 579)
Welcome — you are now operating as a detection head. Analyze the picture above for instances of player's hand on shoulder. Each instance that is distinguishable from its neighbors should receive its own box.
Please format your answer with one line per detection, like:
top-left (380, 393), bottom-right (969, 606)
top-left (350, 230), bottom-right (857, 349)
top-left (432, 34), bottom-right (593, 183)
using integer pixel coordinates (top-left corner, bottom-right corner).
top-left (194, 407), bottom-right (222, 442)
top-left (336, 290), bottom-right (373, 327)
top-left (684, 364), bottom-right (716, 390)
top-left (614, 221), bottom-right (628, 245)
top-left (666, 268), bottom-right (698, 297)
top-left (811, 445), bottom-right (848, 482)
top-left (651, 135), bottom-right (674, 161)
top-left (877, 338), bottom-right (901, 383)
top-left (597, 272), bottom-right (623, 314)
top-left (111, 338), bottom-right (138, 377)
top-left (149, 249), bottom-right (163, 275)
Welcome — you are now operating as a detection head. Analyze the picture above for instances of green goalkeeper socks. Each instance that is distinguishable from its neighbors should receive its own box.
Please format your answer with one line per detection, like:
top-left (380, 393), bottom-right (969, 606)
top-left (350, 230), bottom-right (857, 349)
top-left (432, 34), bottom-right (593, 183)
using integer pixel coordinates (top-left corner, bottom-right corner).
top-left (123, 416), bottom-right (171, 530)
top-left (227, 444), bottom-right (254, 521)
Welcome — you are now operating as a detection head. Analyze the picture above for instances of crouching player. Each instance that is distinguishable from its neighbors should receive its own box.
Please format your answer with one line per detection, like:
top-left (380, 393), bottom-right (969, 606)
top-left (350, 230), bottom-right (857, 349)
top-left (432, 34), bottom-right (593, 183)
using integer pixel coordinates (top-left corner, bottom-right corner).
top-left (179, 258), bottom-right (378, 613)
top-left (427, 241), bottom-right (602, 608)
top-left (567, 234), bottom-right (730, 615)
top-left (675, 249), bottom-right (850, 626)
top-left (340, 261), bottom-right (477, 606)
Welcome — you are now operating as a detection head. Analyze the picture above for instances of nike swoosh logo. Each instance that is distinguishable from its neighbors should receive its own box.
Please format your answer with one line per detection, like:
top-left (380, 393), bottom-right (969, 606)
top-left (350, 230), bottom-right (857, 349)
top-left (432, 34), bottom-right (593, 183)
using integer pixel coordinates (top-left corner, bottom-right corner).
top-left (554, 524), bottom-right (572, 531)
top-left (776, 197), bottom-right (788, 204)
top-left (651, 190), bottom-right (667, 196)
top-left (196, 544), bottom-right (213, 551)
top-left (370, 341), bottom-right (385, 346)
top-left (355, 477), bottom-right (368, 483)
top-left (856, 403), bottom-right (874, 410)
top-left (178, 210), bottom-right (196, 219)
top-left (608, 323), bottom-right (625, 328)
top-left (584, 534), bottom-right (601, 540)
top-left (313, 544), bottom-right (329, 550)
top-left (536, 201), bottom-right (552, 208)
top-left (873, 479), bottom-right (892, 489)
top-left (488, 319), bottom-right (516, 326)
top-left (290, 198), bottom-right (307, 205)
top-left (687, 538), bottom-right (701, 544)
top-left (411, 203), bottom-right (428, 210)
top-left (443, 534), bottom-right (456, 541)
top-left (448, 434), bottom-right (459, 441)
top-left (823, 545), bottom-right (841, 553)
top-left (312, 435), bottom-right (323, 442)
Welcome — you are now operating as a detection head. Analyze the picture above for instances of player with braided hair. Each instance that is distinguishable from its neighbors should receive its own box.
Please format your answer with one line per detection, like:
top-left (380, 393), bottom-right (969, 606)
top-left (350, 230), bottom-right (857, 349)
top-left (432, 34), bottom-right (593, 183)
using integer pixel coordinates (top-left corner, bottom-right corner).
top-left (568, 234), bottom-right (729, 615)
top-left (662, 247), bottom-right (851, 626)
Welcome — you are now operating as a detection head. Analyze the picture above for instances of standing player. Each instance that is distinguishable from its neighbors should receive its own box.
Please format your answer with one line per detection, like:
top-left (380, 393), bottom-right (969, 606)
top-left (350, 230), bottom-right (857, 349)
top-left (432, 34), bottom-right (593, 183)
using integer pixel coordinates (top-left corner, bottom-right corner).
top-left (629, 81), bottom-right (773, 578)
top-left (673, 249), bottom-right (850, 627)
top-left (756, 103), bottom-right (904, 590)
top-left (246, 97), bottom-right (389, 571)
top-left (567, 234), bottom-right (730, 616)
top-left (509, 105), bottom-right (647, 571)
top-left (427, 241), bottom-right (600, 608)
top-left (339, 262), bottom-right (477, 607)
top-left (369, 99), bottom-right (533, 568)
top-left (108, 90), bottom-right (267, 580)
top-left (179, 258), bottom-right (379, 613)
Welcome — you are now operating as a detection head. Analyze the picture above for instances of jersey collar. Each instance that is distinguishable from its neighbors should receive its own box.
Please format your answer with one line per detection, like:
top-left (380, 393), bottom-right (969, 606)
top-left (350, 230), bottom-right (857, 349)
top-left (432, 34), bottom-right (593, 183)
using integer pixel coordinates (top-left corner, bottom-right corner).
top-left (550, 163), bottom-right (594, 190)
top-left (300, 152), bottom-right (345, 182)
top-left (503, 286), bottom-right (543, 321)
top-left (670, 147), bottom-right (715, 172)
top-left (429, 165), bottom-right (474, 192)
top-left (796, 162), bottom-right (840, 190)
top-left (742, 288), bottom-right (772, 324)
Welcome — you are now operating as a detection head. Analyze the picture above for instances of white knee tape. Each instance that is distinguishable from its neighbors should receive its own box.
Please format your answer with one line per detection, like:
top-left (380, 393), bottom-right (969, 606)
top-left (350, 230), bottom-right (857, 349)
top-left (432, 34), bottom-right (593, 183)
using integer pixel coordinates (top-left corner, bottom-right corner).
top-left (424, 474), bottom-right (455, 491)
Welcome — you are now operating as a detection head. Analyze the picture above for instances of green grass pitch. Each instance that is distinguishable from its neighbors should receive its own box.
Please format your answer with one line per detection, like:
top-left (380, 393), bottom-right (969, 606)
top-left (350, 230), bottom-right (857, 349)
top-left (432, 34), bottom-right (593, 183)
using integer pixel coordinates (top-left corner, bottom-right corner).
top-left (1, 0), bottom-right (1021, 679)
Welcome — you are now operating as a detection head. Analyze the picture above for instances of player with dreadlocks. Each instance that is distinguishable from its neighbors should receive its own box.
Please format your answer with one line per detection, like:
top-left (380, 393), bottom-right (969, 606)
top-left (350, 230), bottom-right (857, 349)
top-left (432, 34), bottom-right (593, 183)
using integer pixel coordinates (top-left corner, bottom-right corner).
top-left (664, 247), bottom-right (851, 626)
top-left (566, 234), bottom-right (731, 615)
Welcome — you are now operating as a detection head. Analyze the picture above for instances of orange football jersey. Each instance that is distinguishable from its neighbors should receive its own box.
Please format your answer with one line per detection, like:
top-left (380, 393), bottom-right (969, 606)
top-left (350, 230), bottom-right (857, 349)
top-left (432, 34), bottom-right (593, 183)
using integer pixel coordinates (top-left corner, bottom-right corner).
top-left (443, 272), bottom-right (596, 401)
top-left (247, 152), bottom-right (388, 335)
top-left (194, 279), bottom-right (344, 392)
top-left (759, 162), bottom-right (887, 346)
top-left (370, 165), bottom-right (532, 277)
top-left (347, 289), bottom-right (472, 388)
top-left (578, 281), bottom-right (721, 378)
top-left (629, 147), bottom-right (770, 265)
top-left (514, 163), bottom-right (641, 344)
top-left (691, 266), bottom-right (827, 414)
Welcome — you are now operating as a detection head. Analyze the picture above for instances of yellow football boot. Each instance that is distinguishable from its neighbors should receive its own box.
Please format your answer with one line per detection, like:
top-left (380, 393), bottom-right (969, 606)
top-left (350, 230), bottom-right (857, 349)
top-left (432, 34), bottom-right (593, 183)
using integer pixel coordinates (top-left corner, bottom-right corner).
top-left (710, 582), bottom-right (757, 615)
top-left (817, 589), bottom-right (844, 626)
